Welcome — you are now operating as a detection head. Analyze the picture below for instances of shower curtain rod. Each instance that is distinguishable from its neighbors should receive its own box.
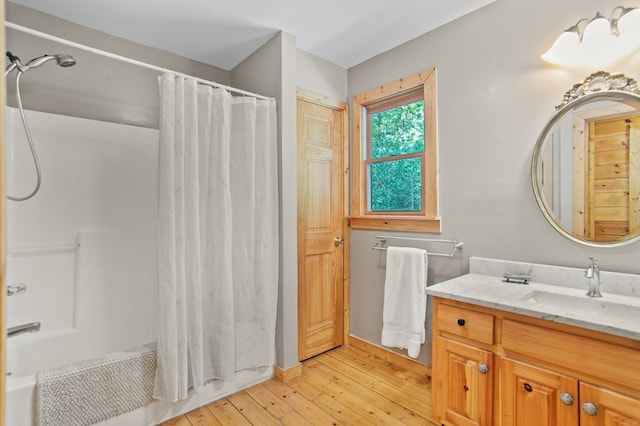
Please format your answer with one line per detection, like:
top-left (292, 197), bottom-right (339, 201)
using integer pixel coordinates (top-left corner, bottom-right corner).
top-left (4, 21), bottom-right (274, 101)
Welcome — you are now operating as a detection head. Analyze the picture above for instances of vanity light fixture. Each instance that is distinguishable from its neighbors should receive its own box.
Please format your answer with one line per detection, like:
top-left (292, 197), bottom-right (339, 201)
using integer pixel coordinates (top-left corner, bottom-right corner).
top-left (542, 6), bottom-right (640, 67)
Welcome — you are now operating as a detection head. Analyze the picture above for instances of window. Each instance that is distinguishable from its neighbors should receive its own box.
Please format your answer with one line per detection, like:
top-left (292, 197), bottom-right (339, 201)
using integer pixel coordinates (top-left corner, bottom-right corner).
top-left (368, 91), bottom-right (424, 212)
top-left (351, 68), bottom-right (440, 232)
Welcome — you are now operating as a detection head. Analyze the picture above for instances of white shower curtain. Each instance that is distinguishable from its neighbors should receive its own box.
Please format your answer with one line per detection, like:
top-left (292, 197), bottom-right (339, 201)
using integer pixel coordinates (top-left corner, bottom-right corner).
top-left (153, 73), bottom-right (279, 402)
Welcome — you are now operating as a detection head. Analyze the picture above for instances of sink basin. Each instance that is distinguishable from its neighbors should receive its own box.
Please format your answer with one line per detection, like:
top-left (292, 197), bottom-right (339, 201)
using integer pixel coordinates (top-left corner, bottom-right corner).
top-left (520, 290), bottom-right (640, 324)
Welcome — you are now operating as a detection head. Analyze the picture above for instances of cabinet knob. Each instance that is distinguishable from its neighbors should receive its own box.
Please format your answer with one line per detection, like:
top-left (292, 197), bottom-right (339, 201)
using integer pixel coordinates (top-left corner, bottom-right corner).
top-left (523, 383), bottom-right (533, 392)
top-left (559, 393), bottom-right (574, 406)
top-left (478, 364), bottom-right (489, 375)
top-left (457, 318), bottom-right (466, 326)
top-left (582, 402), bottom-right (598, 416)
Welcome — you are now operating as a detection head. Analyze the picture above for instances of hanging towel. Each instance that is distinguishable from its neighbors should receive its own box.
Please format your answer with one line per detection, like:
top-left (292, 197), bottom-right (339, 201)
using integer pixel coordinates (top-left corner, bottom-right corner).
top-left (381, 246), bottom-right (428, 359)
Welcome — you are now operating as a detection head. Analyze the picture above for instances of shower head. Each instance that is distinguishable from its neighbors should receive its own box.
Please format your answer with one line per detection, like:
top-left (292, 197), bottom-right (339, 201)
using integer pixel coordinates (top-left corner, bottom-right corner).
top-left (25, 53), bottom-right (76, 70)
top-left (5, 51), bottom-right (76, 76)
top-left (55, 54), bottom-right (76, 67)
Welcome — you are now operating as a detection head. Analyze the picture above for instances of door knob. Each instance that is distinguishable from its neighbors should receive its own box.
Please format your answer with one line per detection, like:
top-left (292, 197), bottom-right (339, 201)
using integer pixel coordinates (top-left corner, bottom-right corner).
top-left (582, 402), bottom-right (598, 416)
top-left (334, 236), bottom-right (344, 246)
top-left (559, 393), bottom-right (574, 406)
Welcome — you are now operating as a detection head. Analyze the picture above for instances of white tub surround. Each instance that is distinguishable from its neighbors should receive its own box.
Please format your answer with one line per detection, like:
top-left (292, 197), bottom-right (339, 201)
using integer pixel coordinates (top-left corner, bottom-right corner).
top-left (426, 257), bottom-right (640, 340)
top-left (5, 108), bottom-right (158, 426)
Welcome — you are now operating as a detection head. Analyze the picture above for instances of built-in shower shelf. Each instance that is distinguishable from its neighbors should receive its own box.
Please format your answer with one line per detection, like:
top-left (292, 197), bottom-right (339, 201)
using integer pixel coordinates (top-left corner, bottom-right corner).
top-left (8, 242), bottom-right (79, 255)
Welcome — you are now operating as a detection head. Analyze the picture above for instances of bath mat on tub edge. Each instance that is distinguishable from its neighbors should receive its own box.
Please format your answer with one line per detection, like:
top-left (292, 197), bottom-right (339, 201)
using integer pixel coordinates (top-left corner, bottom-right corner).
top-left (35, 343), bottom-right (156, 426)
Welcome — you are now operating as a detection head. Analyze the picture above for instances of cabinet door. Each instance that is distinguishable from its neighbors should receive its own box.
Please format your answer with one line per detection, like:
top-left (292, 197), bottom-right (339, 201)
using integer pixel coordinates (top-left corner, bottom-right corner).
top-left (500, 357), bottom-right (579, 426)
top-left (433, 337), bottom-right (493, 426)
top-left (580, 382), bottom-right (640, 425)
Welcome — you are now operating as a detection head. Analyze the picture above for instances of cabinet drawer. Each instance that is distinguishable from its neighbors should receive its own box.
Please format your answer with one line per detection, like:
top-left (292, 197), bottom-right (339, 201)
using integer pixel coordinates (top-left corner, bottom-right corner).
top-left (437, 303), bottom-right (494, 345)
top-left (502, 319), bottom-right (640, 393)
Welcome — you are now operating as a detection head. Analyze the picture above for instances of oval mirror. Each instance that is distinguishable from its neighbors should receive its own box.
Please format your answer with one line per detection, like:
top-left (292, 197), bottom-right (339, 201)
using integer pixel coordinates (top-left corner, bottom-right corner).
top-left (532, 71), bottom-right (640, 247)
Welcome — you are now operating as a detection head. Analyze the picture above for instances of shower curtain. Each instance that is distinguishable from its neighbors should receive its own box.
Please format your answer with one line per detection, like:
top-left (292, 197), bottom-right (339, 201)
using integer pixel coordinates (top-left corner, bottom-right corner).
top-left (153, 73), bottom-right (279, 402)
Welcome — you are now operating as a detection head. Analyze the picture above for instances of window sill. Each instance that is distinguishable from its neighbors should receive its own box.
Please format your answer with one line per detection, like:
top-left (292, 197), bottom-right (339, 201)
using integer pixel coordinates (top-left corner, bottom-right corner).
top-left (349, 216), bottom-right (441, 232)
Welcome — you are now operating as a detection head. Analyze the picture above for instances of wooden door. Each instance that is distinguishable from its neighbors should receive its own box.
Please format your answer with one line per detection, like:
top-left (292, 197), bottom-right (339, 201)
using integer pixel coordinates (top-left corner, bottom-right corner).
top-left (434, 337), bottom-right (493, 426)
top-left (500, 357), bottom-right (579, 426)
top-left (297, 94), bottom-right (347, 361)
top-left (588, 115), bottom-right (640, 241)
top-left (630, 126), bottom-right (640, 235)
top-left (0, 7), bottom-right (6, 422)
top-left (580, 382), bottom-right (640, 426)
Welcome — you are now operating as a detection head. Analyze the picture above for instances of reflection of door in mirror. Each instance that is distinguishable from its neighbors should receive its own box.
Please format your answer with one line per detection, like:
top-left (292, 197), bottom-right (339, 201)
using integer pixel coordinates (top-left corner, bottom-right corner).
top-left (541, 134), bottom-right (555, 211)
top-left (532, 74), bottom-right (640, 247)
top-left (573, 112), bottom-right (640, 242)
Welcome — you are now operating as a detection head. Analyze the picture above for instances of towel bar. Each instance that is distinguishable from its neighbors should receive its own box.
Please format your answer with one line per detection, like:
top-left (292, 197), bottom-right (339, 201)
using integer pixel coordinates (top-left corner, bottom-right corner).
top-left (372, 236), bottom-right (463, 258)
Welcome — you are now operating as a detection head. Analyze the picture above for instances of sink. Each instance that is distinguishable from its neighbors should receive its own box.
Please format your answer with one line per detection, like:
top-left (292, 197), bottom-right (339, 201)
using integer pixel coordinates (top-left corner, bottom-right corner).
top-left (520, 290), bottom-right (640, 324)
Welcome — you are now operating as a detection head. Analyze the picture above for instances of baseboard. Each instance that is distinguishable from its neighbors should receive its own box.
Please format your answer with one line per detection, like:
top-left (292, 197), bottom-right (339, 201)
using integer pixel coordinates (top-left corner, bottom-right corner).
top-left (347, 335), bottom-right (432, 378)
top-left (273, 362), bottom-right (303, 382)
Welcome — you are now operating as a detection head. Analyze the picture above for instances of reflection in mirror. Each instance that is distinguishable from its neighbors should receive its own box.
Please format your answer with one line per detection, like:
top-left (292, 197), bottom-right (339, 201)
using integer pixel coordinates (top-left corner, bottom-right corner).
top-left (532, 72), bottom-right (640, 247)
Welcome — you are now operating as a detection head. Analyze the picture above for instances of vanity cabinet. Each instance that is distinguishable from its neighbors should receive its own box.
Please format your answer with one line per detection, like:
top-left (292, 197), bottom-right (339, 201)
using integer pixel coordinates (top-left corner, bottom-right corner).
top-left (433, 303), bottom-right (495, 425)
top-left (579, 382), bottom-right (640, 426)
top-left (435, 337), bottom-right (493, 425)
top-left (432, 297), bottom-right (640, 426)
top-left (500, 358), bottom-right (579, 425)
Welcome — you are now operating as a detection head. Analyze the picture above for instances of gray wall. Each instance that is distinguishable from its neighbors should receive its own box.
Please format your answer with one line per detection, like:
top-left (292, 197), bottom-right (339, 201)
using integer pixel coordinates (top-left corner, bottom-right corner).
top-left (347, 0), bottom-right (640, 365)
top-left (297, 50), bottom-right (348, 103)
top-left (232, 32), bottom-right (300, 370)
top-left (5, 2), bottom-right (230, 128)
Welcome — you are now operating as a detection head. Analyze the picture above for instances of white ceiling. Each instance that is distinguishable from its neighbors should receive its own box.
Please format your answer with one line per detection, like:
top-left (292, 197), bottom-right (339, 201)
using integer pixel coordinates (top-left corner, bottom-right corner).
top-left (8, 0), bottom-right (494, 70)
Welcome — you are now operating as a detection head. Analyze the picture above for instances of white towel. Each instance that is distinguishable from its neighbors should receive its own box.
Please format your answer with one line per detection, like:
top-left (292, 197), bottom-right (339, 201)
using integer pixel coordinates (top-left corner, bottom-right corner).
top-left (381, 246), bottom-right (427, 359)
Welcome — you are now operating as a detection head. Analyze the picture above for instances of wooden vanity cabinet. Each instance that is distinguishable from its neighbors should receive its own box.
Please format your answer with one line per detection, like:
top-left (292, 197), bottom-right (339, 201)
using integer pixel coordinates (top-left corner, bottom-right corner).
top-left (432, 302), bottom-right (495, 425)
top-left (579, 383), bottom-right (640, 426)
top-left (435, 337), bottom-right (493, 426)
top-left (500, 358), bottom-right (579, 425)
top-left (431, 297), bottom-right (640, 426)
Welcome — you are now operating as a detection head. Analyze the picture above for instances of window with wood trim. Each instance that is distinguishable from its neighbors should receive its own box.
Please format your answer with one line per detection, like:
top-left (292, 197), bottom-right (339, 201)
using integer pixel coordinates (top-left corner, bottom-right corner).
top-left (351, 68), bottom-right (440, 232)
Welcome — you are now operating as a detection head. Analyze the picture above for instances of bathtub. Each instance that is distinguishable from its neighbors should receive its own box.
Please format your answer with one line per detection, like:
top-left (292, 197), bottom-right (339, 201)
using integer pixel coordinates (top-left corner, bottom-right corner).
top-left (6, 372), bottom-right (37, 426)
top-left (6, 329), bottom-right (273, 426)
top-left (6, 325), bottom-right (160, 425)
top-left (6, 328), bottom-right (110, 425)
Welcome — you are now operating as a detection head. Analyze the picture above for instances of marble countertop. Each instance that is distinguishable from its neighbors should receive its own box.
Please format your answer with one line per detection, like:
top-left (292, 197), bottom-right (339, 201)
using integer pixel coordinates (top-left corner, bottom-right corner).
top-left (426, 273), bottom-right (640, 341)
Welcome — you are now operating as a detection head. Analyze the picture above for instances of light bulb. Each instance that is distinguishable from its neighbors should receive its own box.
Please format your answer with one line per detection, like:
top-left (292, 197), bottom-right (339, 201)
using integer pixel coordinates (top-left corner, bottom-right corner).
top-left (617, 8), bottom-right (640, 53)
top-left (541, 28), bottom-right (581, 66)
top-left (580, 13), bottom-right (619, 66)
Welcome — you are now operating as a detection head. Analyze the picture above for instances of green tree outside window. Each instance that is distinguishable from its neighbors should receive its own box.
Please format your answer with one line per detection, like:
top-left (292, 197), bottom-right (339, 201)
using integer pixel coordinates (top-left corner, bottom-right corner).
top-left (369, 100), bottom-right (424, 212)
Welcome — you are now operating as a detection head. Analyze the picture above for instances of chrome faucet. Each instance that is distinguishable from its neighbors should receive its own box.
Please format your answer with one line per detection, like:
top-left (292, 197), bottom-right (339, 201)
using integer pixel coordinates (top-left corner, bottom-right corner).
top-left (7, 321), bottom-right (41, 338)
top-left (585, 257), bottom-right (602, 298)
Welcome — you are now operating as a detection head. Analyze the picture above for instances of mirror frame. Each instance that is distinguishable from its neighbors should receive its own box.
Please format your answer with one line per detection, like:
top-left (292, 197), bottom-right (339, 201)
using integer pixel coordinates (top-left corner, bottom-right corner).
top-left (531, 71), bottom-right (640, 247)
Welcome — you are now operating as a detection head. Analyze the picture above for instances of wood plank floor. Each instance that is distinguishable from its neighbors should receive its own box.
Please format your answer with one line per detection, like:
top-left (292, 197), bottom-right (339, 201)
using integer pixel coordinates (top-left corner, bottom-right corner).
top-left (161, 345), bottom-right (438, 425)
